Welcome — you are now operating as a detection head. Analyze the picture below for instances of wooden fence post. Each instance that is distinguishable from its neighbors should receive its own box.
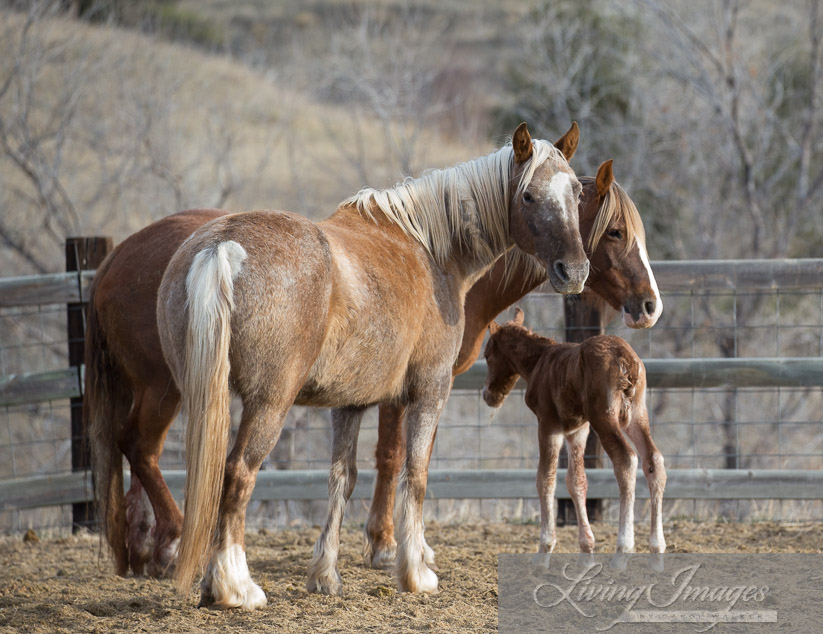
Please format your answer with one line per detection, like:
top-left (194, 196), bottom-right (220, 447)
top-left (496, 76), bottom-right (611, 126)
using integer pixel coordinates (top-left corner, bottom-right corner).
top-left (559, 293), bottom-right (605, 524)
top-left (66, 236), bottom-right (112, 532)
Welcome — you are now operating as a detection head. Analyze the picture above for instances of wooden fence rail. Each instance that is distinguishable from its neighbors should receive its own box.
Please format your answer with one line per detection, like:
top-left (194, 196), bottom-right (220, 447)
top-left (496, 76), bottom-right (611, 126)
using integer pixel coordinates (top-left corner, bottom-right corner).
top-left (3, 468), bottom-right (822, 512)
top-left (3, 257), bottom-right (823, 522)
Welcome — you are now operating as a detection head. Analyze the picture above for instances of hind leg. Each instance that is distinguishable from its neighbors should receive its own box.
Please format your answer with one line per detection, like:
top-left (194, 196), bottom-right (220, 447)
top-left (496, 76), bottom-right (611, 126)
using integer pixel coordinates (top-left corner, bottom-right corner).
top-left (565, 424), bottom-right (595, 553)
top-left (118, 383), bottom-right (183, 577)
top-left (199, 399), bottom-right (289, 610)
top-left (625, 409), bottom-right (666, 553)
top-left (308, 406), bottom-right (365, 594)
top-left (597, 423), bottom-right (638, 553)
top-left (365, 402), bottom-right (405, 569)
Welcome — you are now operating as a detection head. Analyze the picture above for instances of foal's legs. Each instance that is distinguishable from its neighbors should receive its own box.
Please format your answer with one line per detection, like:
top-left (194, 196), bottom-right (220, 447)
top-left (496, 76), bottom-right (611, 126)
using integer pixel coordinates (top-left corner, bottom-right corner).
top-left (118, 383), bottom-right (182, 576)
top-left (536, 421), bottom-right (564, 553)
top-left (395, 379), bottom-right (450, 593)
top-left (625, 411), bottom-right (667, 553)
top-left (308, 406), bottom-right (365, 595)
top-left (200, 400), bottom-right (290, 610)
top-left (597, 422), bottom-right (638, 553)
top-left (365, 403), bottom-right (406, 568)
top-left (564, 424), bottom-right (595, 553)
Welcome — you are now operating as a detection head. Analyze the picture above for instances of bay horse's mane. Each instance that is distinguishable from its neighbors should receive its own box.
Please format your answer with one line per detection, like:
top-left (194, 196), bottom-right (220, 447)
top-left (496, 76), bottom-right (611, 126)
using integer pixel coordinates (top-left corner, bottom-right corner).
top-left (581, 177), bottom-right (646, 256)
top-left (343, 139), bottom-right (565, 264)
top-left (499, 177), bottom-right (646, 292)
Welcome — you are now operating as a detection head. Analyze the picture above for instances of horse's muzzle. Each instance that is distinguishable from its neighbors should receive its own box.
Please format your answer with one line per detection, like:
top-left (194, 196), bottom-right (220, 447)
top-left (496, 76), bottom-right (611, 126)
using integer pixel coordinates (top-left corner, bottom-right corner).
top-left (549, 259), bottom-right (589, 295)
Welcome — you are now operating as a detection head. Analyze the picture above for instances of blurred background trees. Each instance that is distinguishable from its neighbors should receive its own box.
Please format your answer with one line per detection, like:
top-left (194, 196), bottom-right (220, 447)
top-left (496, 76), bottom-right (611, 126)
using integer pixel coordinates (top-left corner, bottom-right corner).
top-left (0, 0), bottom-right (821, 274)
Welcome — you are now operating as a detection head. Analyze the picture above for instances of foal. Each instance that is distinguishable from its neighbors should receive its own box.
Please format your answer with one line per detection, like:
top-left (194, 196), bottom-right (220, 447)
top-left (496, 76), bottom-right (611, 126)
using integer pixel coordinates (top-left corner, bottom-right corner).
top-left (482, 308), bottom-right (666, 555)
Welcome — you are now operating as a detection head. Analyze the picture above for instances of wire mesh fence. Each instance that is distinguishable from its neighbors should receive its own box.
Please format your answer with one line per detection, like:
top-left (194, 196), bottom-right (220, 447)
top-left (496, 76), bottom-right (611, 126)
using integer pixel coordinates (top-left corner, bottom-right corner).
top-left (2, 260), bottom-right (823, 535)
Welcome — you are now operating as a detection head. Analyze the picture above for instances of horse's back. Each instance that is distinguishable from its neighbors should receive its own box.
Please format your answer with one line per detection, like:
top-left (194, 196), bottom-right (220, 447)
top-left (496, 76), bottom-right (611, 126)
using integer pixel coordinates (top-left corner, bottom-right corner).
top-left (93, 208), bottom-right (228, 382)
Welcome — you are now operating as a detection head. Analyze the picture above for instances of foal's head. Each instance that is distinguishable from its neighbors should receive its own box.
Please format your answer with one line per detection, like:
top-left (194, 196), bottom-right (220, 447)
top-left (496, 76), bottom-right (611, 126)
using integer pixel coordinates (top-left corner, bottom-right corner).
top-left (508, 123), bottom-right (589, 295)
top-left (578, 160), bottom-right (663, 328)
top-left (482, 307), bottom-right (528, 408)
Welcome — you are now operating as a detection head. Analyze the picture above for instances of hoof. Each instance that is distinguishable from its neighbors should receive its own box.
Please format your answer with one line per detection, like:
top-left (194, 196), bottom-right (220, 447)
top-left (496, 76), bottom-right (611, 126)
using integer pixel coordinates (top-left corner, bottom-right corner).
top-left (609, 552), bottom-right (630, 571)
top-left (306, 569), bottom-right (343, 596)
top-left (398, 563), bottom-right (438, 594)
top-left (199, 578), bottom-right (267, 610)
top-left (367, 545), bottom-right (397, 570)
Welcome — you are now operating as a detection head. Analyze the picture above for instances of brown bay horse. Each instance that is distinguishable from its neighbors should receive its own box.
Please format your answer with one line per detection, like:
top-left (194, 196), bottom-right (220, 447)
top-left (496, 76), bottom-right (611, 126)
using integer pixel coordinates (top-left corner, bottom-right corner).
top-left (481, 308), bottom-right (666, 556)
top-left (152, 123), bottom-right (588, 608)
top-left (363, 160), bottom-right (662, 568)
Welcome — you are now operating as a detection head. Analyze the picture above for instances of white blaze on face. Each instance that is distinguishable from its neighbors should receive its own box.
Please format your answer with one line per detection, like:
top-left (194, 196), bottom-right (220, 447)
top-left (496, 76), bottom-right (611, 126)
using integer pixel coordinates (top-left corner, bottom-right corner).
top-left (542, 171), bottom-right (573, 220)
top-left (638, 240), bottom-right (663, 323)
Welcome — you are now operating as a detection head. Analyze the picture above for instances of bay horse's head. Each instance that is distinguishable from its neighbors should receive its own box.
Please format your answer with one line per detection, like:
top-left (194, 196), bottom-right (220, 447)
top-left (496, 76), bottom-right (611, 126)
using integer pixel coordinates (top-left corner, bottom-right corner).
top-left (579, 160), bottom-right (663, 328)
top-left (481, 308), bottom-right (528, 408)
top-left (508, 122), bottom-right (589, 295)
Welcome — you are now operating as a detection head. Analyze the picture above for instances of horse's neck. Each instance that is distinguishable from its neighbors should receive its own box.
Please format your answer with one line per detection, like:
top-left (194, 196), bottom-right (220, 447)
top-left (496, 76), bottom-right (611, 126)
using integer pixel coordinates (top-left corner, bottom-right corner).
top-left (499, 330), bottom-right (550, 381)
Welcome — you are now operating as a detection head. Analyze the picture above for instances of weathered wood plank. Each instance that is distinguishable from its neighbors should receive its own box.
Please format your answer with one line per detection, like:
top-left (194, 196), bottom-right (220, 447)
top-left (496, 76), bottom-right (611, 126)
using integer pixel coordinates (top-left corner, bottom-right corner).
top-left (0, 271), bottom-right (95, 308)
top-left (0, 471), bottom-right (93, 511)
top-left (454, 358), bottom-right (823, 391)
top-left (643, 357), bottom-right (823, 388)
top-left (0, 368), bottom-right (82, 407)
top-left (5, 468), bottom-right (821, 510)
top-left (650, 259), bottom-right (823, 291)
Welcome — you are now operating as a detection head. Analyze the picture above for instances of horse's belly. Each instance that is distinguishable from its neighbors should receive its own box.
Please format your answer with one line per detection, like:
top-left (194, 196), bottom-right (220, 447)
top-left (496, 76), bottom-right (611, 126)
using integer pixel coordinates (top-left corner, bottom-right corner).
top-left (295, 350), bottom-right (409, 407)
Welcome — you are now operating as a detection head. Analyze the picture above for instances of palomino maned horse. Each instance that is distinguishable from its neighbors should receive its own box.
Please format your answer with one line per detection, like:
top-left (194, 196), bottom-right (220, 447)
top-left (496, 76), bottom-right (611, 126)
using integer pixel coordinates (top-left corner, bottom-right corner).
top-left (154, 123), bottom-right (588, 608)
top-left (363, 161), bottom-right (663, 569)
top-left (482, 308), bottom-right (666, 555)
top-left (84, 156), bottom-right (659, 582)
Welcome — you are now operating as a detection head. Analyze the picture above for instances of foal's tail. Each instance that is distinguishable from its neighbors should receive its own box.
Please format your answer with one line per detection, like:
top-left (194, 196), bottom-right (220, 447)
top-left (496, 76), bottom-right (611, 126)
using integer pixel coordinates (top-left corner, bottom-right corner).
top-left (615, 350), bottom-right (645, 427)
top-left (84, 271), bottom-right (132, 576)
top-left (173, 241), bottom-right (247, 596)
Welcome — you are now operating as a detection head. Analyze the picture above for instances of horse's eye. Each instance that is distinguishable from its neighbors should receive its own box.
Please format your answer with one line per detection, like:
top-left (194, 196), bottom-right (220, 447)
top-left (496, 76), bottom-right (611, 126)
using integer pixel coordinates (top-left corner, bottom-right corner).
top-left (608, 229), bottom-right (623, 240)
top-left (523, 191), bottom-right (534, 203)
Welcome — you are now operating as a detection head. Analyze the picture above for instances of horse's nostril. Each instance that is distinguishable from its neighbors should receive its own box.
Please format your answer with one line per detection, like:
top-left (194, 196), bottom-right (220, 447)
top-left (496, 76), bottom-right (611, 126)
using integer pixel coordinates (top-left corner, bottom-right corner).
top-left (644, 300), bottom-right (655, 316)
top-left (553, 260), bottom-right (570, 284)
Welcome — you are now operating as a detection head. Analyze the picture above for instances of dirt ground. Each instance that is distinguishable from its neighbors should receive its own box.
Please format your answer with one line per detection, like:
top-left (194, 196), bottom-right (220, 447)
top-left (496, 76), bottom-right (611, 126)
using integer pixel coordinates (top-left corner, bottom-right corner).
top-left (2, 520), bottom-right (822, 633)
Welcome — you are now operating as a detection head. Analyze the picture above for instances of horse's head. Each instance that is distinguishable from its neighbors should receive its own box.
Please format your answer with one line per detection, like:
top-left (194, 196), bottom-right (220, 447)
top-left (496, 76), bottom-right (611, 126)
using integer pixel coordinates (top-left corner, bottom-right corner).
top-left (579, 160), bottom-right (663, 329)
top-left (508, 122), bottom-right (589, 295)
top-left (481, 308), bottom-right (527, 408)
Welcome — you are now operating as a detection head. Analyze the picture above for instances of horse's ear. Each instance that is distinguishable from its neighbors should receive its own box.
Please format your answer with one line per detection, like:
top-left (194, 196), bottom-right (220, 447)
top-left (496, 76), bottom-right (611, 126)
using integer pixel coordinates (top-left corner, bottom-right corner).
top-left (512, 122), bottom-right (533, 163)
top-left (596, 159), bottom-right (614, 198)
top-left (513, 307), bottom-right (525, 326)
top-left (488, 320), bottom-right (500, 336)
top-left (554, 121), bottom-right (579, 161)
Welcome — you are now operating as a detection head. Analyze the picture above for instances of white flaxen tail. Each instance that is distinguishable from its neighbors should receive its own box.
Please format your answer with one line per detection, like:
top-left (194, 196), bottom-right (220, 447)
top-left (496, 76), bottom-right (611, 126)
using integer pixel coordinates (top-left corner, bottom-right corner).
top-left (174, 241), bottom-right (246, 595)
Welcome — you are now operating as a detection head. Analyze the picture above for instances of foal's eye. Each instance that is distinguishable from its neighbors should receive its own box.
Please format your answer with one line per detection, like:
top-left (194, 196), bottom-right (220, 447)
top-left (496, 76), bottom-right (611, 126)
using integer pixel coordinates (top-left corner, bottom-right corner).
top-left (607, 229), bottom-right (623, 240)
top-left (523, 191), bottom-right (534, 203)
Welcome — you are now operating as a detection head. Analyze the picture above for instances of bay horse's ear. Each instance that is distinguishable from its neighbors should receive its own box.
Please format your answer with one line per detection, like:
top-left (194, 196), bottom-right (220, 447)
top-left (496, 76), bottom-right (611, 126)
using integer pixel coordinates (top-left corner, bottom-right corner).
top-left (513, 307), bottom-right (525, 326)
top-left (596, 159), bottom-right (614, 198)
top-left (488, 320), bottom-right (501, 336)
top-left (512, 122), bottom-right (533, 163)
top-left (554, 121), bottom-right (579, 161)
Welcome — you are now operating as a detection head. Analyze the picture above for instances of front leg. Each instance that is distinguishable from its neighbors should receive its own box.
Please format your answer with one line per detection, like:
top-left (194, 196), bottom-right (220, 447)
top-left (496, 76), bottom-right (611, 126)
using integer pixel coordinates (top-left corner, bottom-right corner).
top-left (537, 420), bottom-right (563, 553)
top-left (395, 371), bottom-right (452, 593)
top-left (365, 402), bottom-right (406, 569)
top-left (565, 424), bottom-right (596, 553)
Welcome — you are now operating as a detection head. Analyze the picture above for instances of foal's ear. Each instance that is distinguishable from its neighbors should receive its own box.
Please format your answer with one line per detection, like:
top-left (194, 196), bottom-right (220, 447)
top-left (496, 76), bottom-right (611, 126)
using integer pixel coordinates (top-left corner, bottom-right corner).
top-left (512, 122), bottom-right (533, 163)
top-left (554, 121), bottom-right (579, 161)
top-left (596, 159), bottom-right (614, 198)
top-left (513, 307), bottom-right (525, 326)
top-left (488, 320), bottom-right (501, 336)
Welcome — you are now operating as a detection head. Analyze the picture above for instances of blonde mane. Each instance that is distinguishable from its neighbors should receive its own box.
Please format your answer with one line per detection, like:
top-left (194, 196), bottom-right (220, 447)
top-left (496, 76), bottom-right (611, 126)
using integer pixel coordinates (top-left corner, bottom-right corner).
top-left (581, 177), bottom-right (646, 256)
top-left (343, 139), bottom-right (565, 264)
